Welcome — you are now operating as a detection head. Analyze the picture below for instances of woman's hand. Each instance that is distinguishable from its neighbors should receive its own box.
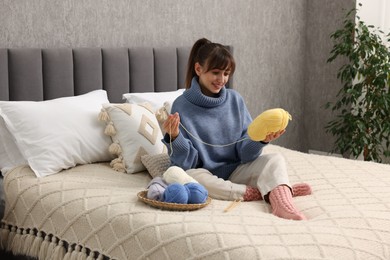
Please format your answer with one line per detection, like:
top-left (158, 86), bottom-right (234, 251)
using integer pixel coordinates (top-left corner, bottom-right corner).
top-left (163, 112), bottom-right (180, 140)
top-left (262, 129), bottom-right (285, 143)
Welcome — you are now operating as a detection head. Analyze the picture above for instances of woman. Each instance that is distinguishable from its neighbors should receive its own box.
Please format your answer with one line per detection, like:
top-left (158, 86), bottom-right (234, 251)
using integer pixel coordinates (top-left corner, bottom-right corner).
top-left (162, 38), bottom-right (310, 220)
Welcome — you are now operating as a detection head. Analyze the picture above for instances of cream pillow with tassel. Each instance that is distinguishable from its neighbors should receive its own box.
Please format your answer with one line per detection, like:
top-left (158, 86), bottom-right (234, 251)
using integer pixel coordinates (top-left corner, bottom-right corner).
top-left (98, 102), bottom-right (167, 174)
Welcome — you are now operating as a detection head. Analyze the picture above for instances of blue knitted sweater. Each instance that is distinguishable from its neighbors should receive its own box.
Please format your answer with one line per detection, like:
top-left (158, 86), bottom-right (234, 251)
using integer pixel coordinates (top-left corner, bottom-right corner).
top-left (163, 77), bottom-right (266, 180)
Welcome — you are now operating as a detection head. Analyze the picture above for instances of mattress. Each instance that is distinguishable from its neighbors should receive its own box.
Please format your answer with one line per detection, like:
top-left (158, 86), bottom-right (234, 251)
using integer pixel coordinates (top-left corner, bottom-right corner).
top-left (1, 144), bottom-right (390, 259)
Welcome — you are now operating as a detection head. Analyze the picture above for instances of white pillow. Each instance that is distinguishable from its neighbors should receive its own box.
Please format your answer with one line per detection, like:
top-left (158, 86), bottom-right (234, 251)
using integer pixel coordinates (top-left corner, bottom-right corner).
top-left (99, 102), bottom-right (167, 174)
top-left (122, 89), bottom-right (185, 112)
top-left (0, 117), bottom-right (27, 176)
top-left (0, 90), bottom-right (113, 178)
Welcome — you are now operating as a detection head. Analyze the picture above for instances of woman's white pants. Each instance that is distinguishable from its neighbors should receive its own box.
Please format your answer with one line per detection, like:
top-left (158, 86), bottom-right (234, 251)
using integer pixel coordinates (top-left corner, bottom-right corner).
top-left (186, 153), bottom-right (291, 201)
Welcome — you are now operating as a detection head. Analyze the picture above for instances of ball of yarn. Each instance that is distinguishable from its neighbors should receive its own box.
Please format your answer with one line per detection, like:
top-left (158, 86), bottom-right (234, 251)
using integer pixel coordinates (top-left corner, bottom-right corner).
top-left (163, 166), bottom-right (198, 185)
top-left (163, 183), bottom-right (190, 204)
top-left (185, 183), bottom-right (208, 204)
top-left (146, 177), bottom-right (168, 201)
top-left (247, 108), bottom-right (292, 141)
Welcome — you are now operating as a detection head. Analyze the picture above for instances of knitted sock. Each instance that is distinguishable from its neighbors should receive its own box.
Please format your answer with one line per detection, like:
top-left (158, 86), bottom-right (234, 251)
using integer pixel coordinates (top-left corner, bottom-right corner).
top-left (292, 183), bottom-right (312, 197)
top-left (243, 186), bottom-right (262, 201)
top-left (243, 183), bottom-right (312, 202)
top-left (269, 185), bottom-right (306, 220)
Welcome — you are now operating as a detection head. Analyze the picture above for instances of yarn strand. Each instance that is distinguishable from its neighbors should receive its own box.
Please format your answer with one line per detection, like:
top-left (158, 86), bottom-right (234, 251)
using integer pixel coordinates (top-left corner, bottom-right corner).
top-left (179, 122), bottom-right (249, 147)
top-left (164, 107), bottom-right (249, 156)
top-left (168, 121), bottom-right (249, 156)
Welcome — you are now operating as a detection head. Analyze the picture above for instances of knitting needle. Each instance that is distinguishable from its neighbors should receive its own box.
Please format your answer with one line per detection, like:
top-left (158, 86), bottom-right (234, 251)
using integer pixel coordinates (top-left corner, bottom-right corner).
top-left (223, 199), bottom-right (241, 212)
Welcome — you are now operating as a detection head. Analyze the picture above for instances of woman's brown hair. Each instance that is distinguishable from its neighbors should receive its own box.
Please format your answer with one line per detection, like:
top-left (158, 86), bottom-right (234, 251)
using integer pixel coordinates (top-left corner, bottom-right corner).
top-left (185, 38), bottom-right (235, 88)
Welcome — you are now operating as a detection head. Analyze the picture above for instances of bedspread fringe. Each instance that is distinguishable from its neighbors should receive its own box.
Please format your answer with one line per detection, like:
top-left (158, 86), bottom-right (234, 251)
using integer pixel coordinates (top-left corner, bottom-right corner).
top-left (0, 223), bottom-right (108, 260)
top-left (0, 223), bottom-right (10, 250)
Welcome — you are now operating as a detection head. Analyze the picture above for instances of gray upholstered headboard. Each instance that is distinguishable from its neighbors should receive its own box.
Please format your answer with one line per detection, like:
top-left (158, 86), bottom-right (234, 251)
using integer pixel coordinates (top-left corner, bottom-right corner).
top-left (0, 46), bottom-right (232, 103)
top-left (0, 47), bottom-right (192, 103)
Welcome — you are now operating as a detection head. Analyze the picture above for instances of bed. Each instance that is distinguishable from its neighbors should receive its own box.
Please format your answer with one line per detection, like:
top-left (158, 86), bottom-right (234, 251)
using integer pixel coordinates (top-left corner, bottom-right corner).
top-left (1, 46), bottom-right (390, 260)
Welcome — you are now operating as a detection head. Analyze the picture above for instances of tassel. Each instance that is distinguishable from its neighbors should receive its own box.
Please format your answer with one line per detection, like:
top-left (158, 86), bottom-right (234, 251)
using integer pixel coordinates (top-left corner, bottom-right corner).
top-left (29, 231), bottom-right (44, 257)
top-left (112, 162), bottom-right (126, 172)
top-left (104, 122), bottom-right (116, 136)
top-left (18, 229), bottom-right (28, 254)
top-left (78, 247), bottom-right (88, 260)
top-left (98, 109), bottom-right (109, 122)
top-left (86, 251), bottom-right (95, 260)
top-left (108, 142), bottom-right (122, 155)
top-left (38, 235), bottom-right (51, 260)
top-left (16, 228), bottom-right (28, 255)
top-left (110, 157), bottom-right (126, 173)
top-left (52, 240), bottom-right (66, 260)
top-left (6, 226), bottom-right (16, 252)
top-left (110, 157), bottom-right (122, 167)
top-left (0, 225), bottom-right (10, 250)
top-left (63, 245), bottom-right (72, 260)
top-left (155, 106), bottom-right (168, 122)
top-left (11, 228), bottom-right (23, 255)
top-left (45, 236), bottom-right (57, 260)
top-left (23, 229), bottom-right (35, 255)
top-left (70, 245), bottom-right (81, 260)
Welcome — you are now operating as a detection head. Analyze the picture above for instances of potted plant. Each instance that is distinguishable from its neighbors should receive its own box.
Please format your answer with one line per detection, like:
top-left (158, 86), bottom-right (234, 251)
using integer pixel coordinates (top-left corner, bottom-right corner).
top-left (325, 4), bottom-right (390, 162)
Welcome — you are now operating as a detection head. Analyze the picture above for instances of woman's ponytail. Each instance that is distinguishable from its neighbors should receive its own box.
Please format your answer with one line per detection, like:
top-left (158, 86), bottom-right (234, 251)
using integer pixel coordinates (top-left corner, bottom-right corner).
top-left (185, 38), bottom-right (211, 88)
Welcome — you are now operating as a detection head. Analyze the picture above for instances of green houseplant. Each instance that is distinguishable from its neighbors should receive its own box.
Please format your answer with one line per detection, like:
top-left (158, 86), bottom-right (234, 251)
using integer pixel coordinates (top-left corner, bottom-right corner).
top-left (325, 4), bottom-right (390, 162)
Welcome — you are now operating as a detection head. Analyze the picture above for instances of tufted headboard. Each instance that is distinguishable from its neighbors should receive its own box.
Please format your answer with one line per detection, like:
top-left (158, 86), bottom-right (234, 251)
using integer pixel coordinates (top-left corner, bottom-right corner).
top-left (0, 46), bottom-right (232, 103)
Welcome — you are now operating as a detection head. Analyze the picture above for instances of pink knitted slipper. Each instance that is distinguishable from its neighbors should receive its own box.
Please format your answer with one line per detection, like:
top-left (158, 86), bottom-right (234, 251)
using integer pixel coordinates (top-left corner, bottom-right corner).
top-left (269, 185), bottom-right (307, 220)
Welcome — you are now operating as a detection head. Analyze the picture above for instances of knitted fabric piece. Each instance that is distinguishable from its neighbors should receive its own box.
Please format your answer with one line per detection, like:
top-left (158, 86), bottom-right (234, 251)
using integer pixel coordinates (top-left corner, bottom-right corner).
top-left (141, 153), bottom-right (171, 178)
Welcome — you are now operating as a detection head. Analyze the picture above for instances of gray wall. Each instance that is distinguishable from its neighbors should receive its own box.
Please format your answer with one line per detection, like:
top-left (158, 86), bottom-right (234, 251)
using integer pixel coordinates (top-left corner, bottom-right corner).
top-left (0, 0), bottom-right (355, 153)
top-left (305, 0), bottom-right (355, 153)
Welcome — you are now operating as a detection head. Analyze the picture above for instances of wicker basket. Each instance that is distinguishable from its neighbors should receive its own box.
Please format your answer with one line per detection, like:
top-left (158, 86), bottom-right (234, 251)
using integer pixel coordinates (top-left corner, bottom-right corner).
top-left (137, 190), bottom-right (212, 211)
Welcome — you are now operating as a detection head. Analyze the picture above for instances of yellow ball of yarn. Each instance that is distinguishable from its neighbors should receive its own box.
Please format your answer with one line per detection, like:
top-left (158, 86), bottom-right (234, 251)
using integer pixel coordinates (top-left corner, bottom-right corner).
top-left (248, 108), bottom-right (292, 141)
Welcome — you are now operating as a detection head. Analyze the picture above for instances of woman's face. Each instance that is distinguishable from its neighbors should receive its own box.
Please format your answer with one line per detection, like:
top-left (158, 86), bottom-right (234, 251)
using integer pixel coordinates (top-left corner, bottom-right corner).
top-left (195, 62), bottom-right (231, 97)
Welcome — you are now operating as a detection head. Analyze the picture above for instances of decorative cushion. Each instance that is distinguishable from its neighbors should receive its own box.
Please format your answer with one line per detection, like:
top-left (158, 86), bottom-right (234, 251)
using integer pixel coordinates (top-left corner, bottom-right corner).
top-left (141, 153), bottom-right (171, 178)
top-left (122, 89), bottom-right (185, 112)
top-left (0, 90), bottom-right (113, 178)
top-left (99, 102), bottom-right (167, 174)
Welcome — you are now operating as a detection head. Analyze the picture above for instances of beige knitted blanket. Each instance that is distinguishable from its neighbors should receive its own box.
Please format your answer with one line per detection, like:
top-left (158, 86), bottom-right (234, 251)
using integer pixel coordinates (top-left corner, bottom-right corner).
top-left (1, 145), bottom-right (390, 260)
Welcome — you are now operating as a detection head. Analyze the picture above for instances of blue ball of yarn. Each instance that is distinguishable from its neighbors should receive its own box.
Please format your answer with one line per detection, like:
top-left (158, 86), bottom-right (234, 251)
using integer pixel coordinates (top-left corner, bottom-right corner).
top-left (185, 183), bottom-right (208, 204)
top-left (163, 183), bottom-right (190, 204)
